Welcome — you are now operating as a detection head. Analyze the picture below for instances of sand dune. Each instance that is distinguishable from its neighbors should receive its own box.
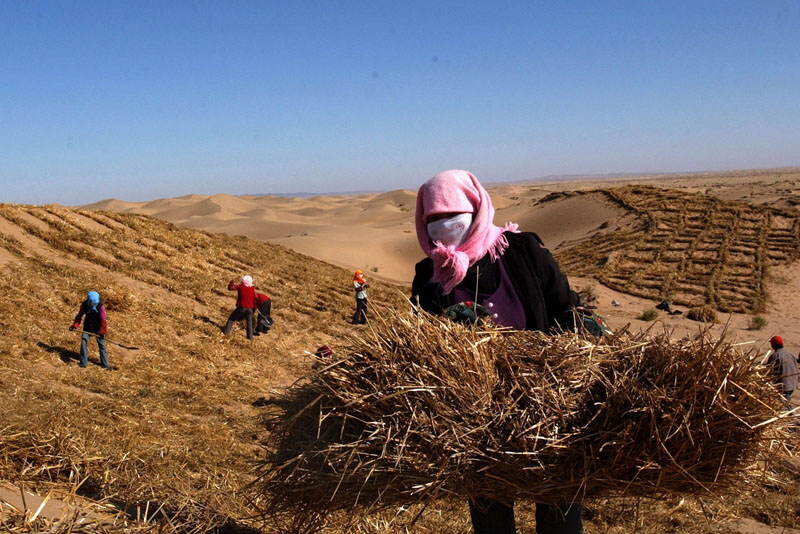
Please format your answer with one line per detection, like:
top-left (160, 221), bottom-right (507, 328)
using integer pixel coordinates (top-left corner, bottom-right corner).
top-left (83, 198), bottom-right (146, 212)
top-left (79, 189), bottom-right (629, 282)
top-left (81, 169), bottom-right (800, 289)
top-left (6, 200), bottom-right (799, 534)
top-left (5, 169), bottom-right (800, 532)
top-left (498, 192), bottom-right (626, 249)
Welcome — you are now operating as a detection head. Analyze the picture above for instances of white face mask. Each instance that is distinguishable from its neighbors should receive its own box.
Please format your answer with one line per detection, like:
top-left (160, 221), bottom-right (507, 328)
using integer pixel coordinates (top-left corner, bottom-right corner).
top-left (427, 213), bottom-right (473, 247)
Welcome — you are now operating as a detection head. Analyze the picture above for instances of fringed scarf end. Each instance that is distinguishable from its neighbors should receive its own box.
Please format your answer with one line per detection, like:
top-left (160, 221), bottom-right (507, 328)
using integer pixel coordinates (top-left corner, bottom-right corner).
top-left (488, 223), bottom-right (519, 261)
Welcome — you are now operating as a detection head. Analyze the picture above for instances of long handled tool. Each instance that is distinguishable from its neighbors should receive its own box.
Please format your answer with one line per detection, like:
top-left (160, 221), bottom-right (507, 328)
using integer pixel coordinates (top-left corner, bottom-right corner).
top-left (70, 328), bottom-right (140, 350)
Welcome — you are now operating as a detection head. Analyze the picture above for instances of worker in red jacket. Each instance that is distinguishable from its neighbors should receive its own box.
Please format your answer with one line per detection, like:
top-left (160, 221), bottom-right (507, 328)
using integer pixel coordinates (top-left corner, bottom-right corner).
top-left (254, 292), bottom-right (273, 335)
top-left (69, 290), bottom-right (110, 369)
top-left (223, 275), bottom-right (257, 340)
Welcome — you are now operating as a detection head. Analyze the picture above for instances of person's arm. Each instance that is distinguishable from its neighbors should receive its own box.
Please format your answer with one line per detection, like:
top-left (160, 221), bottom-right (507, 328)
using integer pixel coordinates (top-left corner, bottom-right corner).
top-left (227, 280), bottom-right (239, 291)
top-left (411, 258), bottom-right (444, 315)
top-left (527, 235), bottom-right (579, 330)
top-left (71, 304), bottom-right (85, 330)
top-left (98, 305), bottom-right (108, 335)
top-left (411, 260), bottom-right (429, 302)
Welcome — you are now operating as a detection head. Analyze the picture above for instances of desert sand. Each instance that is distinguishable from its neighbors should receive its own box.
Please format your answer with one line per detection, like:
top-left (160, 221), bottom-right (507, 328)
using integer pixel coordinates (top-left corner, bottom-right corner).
top-left (2, 168), bottom-right (799, 533)
top-left (83, 187), bottom-right (630, 284)
top-left (84, 167), bottom-right (800, 347)
top-left (84, 167), bottom-right (800, 283)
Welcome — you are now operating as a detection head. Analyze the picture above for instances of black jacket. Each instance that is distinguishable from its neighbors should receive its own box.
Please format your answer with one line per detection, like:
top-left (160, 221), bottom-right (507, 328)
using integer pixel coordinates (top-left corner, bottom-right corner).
top-left (411, 232), bottom-right (578, 332)
top-left (72, 301), bottom-right (107, 334)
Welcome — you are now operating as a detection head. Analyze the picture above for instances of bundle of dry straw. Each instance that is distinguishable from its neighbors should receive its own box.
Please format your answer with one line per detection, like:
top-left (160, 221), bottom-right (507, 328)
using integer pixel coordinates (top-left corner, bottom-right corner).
top-left (256, 311), bottom-right (791, 529)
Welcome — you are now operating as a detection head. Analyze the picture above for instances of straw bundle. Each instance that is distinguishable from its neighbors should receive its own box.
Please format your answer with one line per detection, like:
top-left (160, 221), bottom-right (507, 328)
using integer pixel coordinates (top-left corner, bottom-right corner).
top-left (257, 311), bottom-right (791, 529)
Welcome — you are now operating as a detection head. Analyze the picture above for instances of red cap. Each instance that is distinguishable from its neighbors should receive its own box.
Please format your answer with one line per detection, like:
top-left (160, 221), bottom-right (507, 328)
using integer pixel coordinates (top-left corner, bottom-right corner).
top-left (770, 336), bottom-right (784, 349)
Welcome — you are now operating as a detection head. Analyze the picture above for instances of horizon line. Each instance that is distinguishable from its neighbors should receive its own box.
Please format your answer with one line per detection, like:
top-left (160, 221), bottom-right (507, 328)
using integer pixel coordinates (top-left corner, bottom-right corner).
top-left (62, 164), bottom-right (800, 207)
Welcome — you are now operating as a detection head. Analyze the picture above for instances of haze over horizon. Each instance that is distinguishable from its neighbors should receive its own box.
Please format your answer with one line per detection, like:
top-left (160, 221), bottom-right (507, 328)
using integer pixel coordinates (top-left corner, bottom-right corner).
top-left (2, 1), bottom-right (799, 205)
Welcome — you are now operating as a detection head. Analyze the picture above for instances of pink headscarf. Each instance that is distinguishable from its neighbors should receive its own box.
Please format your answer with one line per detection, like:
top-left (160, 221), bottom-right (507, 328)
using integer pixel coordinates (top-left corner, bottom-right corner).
top-left (241, 275), bottom-right (254, 287)
top-left (415, 170), bottom-right (519, 294)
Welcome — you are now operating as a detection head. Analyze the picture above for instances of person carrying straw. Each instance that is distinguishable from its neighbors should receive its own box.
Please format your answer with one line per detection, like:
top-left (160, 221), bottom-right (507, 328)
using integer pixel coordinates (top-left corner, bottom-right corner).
top-left (411, 169), bottom-right (582, 534)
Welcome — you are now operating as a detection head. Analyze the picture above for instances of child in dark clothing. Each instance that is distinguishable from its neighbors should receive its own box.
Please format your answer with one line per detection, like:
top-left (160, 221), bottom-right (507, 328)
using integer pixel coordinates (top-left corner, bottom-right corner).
top-left (255, 292), bottom-right (273, 335)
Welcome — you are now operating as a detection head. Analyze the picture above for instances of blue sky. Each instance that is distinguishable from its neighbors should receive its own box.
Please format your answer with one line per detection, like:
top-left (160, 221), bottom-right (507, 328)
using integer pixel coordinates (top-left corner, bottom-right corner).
top-left (2, 1), bottom-right (799, 204)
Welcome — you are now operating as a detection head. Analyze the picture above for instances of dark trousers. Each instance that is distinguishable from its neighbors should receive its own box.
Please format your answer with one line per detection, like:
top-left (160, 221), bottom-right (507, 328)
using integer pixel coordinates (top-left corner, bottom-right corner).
top-left (469, 498), bottom-right (582, 534)
top-left (256, 301), bottom-right (273, 333)
top-left (784, 390), bottom-right (794, 401)
top-left (80, 332), bottom-right (109, 368)
top-left (223, 307), bottom-right (254, 339)
top-left (352, 298), bottom-right (368, 324)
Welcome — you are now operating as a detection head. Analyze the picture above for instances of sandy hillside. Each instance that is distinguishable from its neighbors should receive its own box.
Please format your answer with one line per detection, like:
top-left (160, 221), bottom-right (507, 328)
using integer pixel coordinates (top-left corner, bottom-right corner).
top-left (0, 204), bottom-right (412, 532)
top-left (83, 167), bottom-right (800, 346)
top-left (84, 168), bottom-right (800, 283)
top-left (0, 203), bottom-right (798, 533)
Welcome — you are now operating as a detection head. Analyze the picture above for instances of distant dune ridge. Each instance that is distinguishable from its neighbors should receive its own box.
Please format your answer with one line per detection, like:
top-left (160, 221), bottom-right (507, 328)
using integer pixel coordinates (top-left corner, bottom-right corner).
top-left (85, 189), bottom-right (422, 282)
top-left (82, 167), bottom-right (800, 287)
top-left (82, 186), bottom-right (625, 284)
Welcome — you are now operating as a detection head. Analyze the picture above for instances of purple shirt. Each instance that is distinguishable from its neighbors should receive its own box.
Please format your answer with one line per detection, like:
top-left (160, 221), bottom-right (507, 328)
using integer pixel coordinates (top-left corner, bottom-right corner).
top-left (454, 261), bottom-right (527, 330)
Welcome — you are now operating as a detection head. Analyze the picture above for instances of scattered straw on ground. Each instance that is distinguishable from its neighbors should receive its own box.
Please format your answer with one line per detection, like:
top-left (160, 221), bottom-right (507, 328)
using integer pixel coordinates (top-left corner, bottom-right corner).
top-left (551, 185), bottom-right (800, 313)
top-left (257, 311), bottom-right (793, 532)
top-left (0, 204), bottom-right (407, 533)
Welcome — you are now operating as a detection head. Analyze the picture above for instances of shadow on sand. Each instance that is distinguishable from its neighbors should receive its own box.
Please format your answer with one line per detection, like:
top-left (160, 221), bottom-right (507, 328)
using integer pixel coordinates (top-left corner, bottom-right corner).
top-left (37, 341), bottom-right (106, 367)
top-left (37, 341), bottom-right (82, 364)
top-left (194, 314), bottom-right (225, 332)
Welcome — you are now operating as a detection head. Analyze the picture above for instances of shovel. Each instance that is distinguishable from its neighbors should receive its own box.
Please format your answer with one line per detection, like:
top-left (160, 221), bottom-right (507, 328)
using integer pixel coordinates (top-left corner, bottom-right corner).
top-left (69, 328), bottom-right (140, 350)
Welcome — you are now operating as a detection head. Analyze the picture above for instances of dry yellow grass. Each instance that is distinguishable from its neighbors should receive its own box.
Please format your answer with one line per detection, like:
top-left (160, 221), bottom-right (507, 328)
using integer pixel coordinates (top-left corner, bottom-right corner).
top-left (552, 185), bottom-right (800, 313)
top-left (0, 205), bottom-right (406, 532)
top-left (1, 204), bottom-right (800, 534)
top-left (257, 311), bottom-right (792, 532)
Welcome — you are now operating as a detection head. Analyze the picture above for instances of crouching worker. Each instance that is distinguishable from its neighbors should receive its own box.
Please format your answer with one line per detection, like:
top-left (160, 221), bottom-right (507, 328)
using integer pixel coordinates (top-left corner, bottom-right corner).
top-left (69, 290), bottom-right (110, 369)
top-left (223, 275), bottom-right (256, 340)
top-left (412, 170), bottom-right (582, 534)
top-left (255, 292), bottom-right (273, 335)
